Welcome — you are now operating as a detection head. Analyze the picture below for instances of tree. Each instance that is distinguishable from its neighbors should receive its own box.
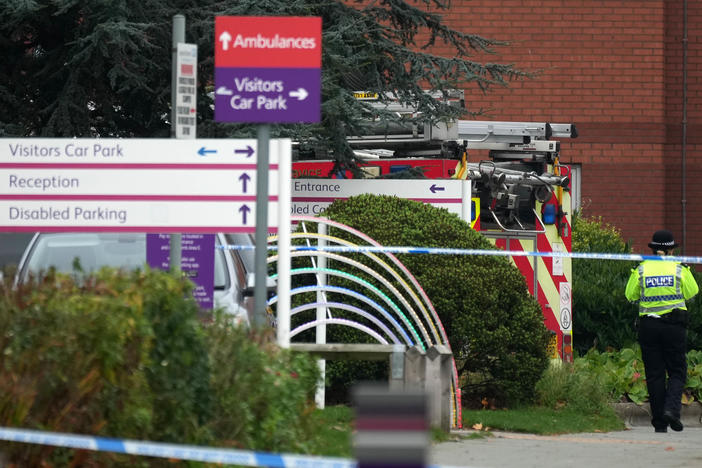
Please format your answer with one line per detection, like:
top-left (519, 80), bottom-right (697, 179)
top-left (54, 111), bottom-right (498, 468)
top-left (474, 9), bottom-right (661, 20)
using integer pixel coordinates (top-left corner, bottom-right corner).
top-left (0, 0), bottom-right (526, 169)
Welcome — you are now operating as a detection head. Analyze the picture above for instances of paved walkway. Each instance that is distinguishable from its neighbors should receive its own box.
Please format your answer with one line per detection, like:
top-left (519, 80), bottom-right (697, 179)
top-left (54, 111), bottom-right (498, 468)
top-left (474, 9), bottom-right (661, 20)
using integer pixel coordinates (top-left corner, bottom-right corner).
top-left (431, 426), bottom-right (702, 468)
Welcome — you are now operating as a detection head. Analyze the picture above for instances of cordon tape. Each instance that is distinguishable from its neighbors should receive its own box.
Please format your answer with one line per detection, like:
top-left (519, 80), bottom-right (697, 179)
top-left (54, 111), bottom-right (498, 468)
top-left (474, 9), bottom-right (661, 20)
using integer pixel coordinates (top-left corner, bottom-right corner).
top-left (221, 244), bottom-right (702, 265)
top-left (0, 426), bottom-right (468, 468)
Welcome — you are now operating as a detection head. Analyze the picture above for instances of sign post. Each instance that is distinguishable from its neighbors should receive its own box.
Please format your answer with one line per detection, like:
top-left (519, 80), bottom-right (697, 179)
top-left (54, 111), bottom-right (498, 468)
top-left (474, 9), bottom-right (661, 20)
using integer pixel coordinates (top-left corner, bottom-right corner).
top-left (214, 15), bottom-right (321, 345)
top-left (171, 15), bottom-right (186, 273)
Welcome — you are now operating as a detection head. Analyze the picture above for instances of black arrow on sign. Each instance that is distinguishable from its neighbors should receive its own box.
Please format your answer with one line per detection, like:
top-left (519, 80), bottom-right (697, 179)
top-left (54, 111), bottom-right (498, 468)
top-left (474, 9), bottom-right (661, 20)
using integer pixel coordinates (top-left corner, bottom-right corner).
top-left (239, 204), bottom-right (251, 224)
top-left (430, 184), bottom-right (445, 194)
top-left (239, 173), bottom-right (251, 193)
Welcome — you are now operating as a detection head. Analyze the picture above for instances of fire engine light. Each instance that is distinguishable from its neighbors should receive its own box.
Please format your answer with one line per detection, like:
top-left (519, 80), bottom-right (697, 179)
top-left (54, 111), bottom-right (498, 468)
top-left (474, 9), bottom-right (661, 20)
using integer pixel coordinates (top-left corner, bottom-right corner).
top-left (542, 203), bottom-right (556, 224)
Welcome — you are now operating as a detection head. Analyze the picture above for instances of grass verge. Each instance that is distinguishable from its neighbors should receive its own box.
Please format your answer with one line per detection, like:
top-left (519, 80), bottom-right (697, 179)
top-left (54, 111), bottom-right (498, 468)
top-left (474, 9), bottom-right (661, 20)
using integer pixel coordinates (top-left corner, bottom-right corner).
top-left (461, 406), bottom-right (625, 435)
top-left (305, 403), bottom-right (626, 459)
top-left (306, 405), bottom-right (354, 457)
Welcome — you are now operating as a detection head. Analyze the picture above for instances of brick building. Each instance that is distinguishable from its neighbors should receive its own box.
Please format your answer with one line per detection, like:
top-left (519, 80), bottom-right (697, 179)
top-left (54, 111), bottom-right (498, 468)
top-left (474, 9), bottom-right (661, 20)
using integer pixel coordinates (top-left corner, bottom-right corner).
top-left (433, 0), bottom-right (701, 256)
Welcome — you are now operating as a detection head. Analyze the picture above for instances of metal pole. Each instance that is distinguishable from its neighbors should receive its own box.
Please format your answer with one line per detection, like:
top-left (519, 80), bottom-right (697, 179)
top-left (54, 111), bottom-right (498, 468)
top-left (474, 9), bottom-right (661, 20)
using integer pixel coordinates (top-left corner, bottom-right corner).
top-left (315, 223), bottom-right (328, 407)
top-left (277, 139), bottom-right (292, 347)
top-left (169, 14), bottom-right (185, 272)
top-left (254, 125), bottom-right (270, 328)
top-left (681, 0), bottom-right (688, 254)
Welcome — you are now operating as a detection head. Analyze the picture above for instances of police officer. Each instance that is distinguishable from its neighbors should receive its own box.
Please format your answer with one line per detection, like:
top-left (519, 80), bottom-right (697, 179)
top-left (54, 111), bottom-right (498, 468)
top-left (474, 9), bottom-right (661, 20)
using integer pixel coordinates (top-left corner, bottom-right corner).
top-left (625, 230), bottom-right (699, 433)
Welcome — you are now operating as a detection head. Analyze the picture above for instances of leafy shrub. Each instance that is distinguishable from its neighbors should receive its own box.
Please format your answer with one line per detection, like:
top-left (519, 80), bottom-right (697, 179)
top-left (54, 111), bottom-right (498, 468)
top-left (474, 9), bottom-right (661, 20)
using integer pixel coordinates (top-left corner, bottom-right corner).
top-left (572, 214), bottom-right (702, 353)
top-left (205, 317), bottom-right (320, 452)
top-left (574, 346), bottom-right (651, 404)
top-left (572, 215), bottom-right (638, 354)
top-left (685, 270), bottom-right (702, 350)
top-left (573, 346), bottom-right (702, 405)
top-left (535, 362), bottom-right (615, 415)
top-left (0, 268), bottom-right (156, 466)
top-left (294, 194), bottom-right (550, 406)
top-left (0, 268), bottom-right (321, 466)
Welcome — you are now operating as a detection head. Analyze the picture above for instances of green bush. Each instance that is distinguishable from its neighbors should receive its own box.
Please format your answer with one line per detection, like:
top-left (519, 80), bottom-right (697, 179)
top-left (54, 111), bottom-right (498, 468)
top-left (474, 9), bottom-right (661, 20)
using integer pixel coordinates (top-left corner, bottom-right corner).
top-left (535, 362), bottom-right (615, 415)
top-left (0, 267), bottom-right (321, 466)
top-left (205, 319), bottom-right (320, 452)
top-left (573, 346), bottom-right (702, 405)
top-left (0, 268), bottom-right (156, 466)
top-left (293, 194), bottom-right (550, 407)
top-left (572, 214), bottom-right (702, 353)
top-left (572, 215), bottom-right (638, 354)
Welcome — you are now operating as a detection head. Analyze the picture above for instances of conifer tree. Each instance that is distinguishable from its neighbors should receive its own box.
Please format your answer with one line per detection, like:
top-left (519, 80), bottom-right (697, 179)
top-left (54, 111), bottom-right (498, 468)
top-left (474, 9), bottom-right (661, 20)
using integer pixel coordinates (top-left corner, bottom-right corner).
top-left (0, 0), bottom-right (526, 168)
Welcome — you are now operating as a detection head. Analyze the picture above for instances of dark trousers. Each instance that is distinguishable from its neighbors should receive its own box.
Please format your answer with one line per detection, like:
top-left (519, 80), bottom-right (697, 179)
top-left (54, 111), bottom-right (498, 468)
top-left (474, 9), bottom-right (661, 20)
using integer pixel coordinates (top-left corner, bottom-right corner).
top-left (638, 315), bottom-right (687, 429)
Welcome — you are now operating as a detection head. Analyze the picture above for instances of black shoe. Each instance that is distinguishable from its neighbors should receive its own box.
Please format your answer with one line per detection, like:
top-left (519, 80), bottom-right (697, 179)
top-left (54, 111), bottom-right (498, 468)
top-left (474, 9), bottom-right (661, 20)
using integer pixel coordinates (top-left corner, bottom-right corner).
top-left (663, 411), bottom-right (683, 432)
top-left (655, 427), bottom-right (668, 433)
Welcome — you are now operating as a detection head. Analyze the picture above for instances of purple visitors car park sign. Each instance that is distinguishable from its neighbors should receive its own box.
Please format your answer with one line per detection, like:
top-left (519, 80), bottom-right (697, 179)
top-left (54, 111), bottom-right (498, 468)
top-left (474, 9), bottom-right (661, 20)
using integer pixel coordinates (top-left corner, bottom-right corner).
top-left (214, 16), bottom-right (321, 124)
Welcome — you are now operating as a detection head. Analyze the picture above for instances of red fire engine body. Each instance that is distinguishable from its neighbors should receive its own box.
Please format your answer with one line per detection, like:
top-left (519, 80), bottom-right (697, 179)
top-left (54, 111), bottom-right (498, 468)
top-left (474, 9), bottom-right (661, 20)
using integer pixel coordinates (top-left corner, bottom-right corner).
top-left (292, 119), bottom-right (577, 362)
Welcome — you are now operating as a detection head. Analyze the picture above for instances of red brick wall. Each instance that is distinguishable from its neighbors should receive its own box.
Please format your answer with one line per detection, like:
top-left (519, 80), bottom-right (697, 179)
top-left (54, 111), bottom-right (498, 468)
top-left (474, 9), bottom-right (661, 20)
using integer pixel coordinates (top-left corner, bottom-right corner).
top-left (424, 0), bottom-right (701, 256)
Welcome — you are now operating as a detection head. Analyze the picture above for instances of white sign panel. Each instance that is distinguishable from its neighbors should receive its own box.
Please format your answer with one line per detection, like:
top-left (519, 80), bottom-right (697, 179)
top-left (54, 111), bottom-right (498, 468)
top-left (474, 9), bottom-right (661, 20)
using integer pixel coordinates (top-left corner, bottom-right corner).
top-left (1, 168), bottom-right (274, 196)
top-left (291, 178), bottom-right (471, 220)
top-left (559, 282), bottom-right (572, 331)
top-left (0, 138), bottom-right (272, 164)
top-left (0, 138), bottom-right (290, 232)
top-left (176, 43), bottom-right (198, 139)
top-left (552, 242), bottom-right (564, 276)
top-left (0, 200), bottom-right (276, 232)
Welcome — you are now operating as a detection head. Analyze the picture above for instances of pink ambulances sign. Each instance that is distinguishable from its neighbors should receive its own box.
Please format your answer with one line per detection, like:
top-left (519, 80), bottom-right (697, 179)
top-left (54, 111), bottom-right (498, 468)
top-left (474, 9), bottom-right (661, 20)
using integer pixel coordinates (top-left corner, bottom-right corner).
top-left (214, 16), bottom-right (321, 123)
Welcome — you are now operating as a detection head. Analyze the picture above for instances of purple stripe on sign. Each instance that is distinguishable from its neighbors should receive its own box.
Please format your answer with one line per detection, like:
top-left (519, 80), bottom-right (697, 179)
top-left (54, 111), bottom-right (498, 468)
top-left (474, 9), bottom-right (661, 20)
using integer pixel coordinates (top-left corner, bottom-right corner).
top-left (215, 67), bottom-right (320, 123)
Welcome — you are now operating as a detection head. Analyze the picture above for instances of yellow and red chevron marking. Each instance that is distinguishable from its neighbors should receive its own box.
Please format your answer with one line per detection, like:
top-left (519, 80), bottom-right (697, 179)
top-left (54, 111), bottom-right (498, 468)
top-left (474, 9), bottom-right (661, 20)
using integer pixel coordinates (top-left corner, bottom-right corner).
top-left (485, 190), bottom-right (573, 361)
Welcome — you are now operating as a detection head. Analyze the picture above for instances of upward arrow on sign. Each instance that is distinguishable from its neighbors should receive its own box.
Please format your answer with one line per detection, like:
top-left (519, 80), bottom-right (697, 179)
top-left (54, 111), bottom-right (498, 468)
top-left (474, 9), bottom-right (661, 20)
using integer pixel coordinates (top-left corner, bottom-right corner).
top-left (219, 31), bottom-right (232, 50)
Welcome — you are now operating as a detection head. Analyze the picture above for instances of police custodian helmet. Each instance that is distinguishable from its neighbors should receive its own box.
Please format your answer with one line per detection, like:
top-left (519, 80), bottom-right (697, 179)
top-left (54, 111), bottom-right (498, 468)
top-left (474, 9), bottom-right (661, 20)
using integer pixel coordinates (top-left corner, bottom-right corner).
top-left (648, 229), bottom-right (678, 250)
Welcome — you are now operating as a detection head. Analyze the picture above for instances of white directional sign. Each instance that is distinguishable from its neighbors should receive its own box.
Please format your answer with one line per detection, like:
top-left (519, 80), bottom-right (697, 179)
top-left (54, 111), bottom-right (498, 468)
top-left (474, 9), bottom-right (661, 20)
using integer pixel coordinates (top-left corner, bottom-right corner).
top-left (1, 169), bottom-right (274, 196)
top-left (291, 178), bottom-right (471, 221)
top-left (0, 138), bottom-right (288, 232)
top-left (0, 200), bottom-right (276, 232)
top-left (0, 138), bottom-right (270, 164)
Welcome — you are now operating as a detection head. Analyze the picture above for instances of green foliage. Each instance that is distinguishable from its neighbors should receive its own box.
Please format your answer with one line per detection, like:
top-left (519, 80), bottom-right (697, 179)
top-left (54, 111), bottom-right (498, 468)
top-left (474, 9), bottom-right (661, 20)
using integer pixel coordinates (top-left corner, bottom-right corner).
top-left (571, 214), bottom-right (638, 355)
top-left (0, 267), bottom-right (322, 466)
top-left (1, 0), bottom-right (527, 169)
top-left (205, 317), bottom-right (321, 453)
top-left (461, 405), bottom-right (625, 435)
top-left (574, 346), bottom-right (702, 405)
top-left (0, 268), bottom-right (156, 465)
top-left (535, 362), bottom-right (615, 414)
top-left (685, 269), bottom-right (702, 350)
top-left (574, 346), bottom-right (651, 404)
top-left (572, 214), bottom-right (702, 353)
top-left (294, 194), bottom-right (549, 406)
top-left (140, 271), bottom-right (213, 444)
top-left (687, 350), bottom-right (702, 402)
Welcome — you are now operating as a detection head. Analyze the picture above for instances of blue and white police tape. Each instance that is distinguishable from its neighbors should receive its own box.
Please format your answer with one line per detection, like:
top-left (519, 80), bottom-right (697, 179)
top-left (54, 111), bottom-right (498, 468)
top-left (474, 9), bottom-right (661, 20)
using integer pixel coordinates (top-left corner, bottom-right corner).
top-left (0, 426), bottom-right (467, 468)
top-left (220, 244), bottom-right (702, 265)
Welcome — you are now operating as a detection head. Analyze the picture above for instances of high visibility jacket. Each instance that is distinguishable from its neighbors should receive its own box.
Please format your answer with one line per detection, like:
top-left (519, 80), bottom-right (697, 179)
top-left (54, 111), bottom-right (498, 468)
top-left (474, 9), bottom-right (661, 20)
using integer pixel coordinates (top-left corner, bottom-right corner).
top-left (625, 260), bottom-right (699, 316)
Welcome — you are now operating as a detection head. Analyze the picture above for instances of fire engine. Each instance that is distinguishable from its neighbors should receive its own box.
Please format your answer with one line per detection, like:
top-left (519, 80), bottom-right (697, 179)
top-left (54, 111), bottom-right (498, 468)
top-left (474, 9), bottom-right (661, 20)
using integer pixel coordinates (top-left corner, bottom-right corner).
top-left (292, 93), bottom-right (577, 362)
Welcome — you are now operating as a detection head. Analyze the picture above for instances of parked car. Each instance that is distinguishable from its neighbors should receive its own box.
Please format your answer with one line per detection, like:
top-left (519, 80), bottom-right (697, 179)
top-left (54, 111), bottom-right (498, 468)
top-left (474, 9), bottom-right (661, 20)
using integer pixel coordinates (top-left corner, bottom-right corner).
top-left (14, 232), bottom-right (266, 325)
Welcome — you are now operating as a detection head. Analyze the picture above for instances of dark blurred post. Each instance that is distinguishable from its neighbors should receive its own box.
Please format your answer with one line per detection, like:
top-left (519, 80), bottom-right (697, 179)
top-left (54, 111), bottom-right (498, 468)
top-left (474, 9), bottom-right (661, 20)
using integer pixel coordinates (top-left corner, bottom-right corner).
top-left (353, 384), bottom-right (429, 468)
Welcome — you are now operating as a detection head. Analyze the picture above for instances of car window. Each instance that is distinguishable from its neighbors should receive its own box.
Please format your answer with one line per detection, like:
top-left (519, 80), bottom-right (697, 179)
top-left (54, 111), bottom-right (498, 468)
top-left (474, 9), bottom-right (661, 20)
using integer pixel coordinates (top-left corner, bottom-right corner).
top-left (213, 237), bottom-right (228, 290)
top-left (24, 233), bottom-right (146, 276)
top-left (21, 234), bottom-right (229, 289)
top-left (223, 233), bottom-right (255, 273)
